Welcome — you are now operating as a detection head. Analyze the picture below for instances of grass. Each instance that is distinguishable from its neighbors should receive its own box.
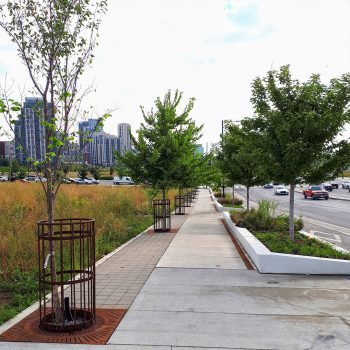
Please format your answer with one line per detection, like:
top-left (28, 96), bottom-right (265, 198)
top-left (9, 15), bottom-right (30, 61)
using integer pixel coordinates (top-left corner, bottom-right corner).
top-left (0, 183), bottom-right (175, 325)
top-left (230, 199), bottom-right (350, 260)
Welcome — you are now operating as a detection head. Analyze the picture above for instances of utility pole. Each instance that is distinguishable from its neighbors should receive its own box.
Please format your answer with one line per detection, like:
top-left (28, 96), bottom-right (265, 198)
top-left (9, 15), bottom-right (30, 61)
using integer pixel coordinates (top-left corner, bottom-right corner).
top-left (221, 120), bottom-right (225, 198)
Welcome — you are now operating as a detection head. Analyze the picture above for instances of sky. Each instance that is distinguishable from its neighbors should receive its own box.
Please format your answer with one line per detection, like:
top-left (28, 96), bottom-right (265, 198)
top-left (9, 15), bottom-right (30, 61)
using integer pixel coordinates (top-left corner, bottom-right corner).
top-left (0, 0), bottom-right (350, 148)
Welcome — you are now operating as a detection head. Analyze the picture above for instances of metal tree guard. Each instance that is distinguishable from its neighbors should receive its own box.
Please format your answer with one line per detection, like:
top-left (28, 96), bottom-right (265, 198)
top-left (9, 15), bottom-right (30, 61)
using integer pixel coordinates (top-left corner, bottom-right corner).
top-left (153, 199), bottom-right (171, 232)
top-left (175, 195), bottom-right (186, 215)
top-left (183, 193), bottom-right (191, 207)
top-left (38, 218), bottom-right (95, 332)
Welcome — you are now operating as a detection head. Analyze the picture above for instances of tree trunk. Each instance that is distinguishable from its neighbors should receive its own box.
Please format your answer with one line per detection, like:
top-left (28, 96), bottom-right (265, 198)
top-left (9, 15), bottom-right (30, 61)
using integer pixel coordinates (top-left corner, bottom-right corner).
top-left (232, 185), bottom-right (235, 206)
top-left (246, 186), bottom-right (250, 211)
top-left (162, 188), bottom-right (167, 231)
top-left (46, 178), bottom-right (63, 323)
top-left (289, 183), bottom-right (295, 240)
top-left (222, 183), bottom-right (225, 198)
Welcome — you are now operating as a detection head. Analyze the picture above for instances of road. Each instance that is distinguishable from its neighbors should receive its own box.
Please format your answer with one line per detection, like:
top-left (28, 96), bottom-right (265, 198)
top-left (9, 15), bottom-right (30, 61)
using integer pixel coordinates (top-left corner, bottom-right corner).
top-left (233, 186), bottom-right (350, 251)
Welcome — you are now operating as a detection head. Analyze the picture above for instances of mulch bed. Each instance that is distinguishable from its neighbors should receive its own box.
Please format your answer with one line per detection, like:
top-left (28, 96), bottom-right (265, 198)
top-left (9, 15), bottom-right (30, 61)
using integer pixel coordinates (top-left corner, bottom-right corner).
top-left (147, 228), bottom-right (178, 234)
top-left (0, 308), bottom-right (127, 345)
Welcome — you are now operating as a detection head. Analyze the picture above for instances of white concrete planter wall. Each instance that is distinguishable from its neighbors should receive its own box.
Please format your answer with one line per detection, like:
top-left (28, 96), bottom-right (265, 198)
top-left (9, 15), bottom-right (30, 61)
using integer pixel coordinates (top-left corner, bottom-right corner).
top-left (210, 189), bottom-right (244, 212)
top-left (222, 211), bottom-right (350, 275)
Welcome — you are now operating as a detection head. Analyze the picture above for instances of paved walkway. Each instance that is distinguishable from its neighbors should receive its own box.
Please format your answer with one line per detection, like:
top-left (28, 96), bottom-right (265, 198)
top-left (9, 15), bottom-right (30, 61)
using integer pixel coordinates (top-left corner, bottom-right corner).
top-left (2, 189), bottom-right (350, 349)
top-left (94, 207), bottom-right (193, 309)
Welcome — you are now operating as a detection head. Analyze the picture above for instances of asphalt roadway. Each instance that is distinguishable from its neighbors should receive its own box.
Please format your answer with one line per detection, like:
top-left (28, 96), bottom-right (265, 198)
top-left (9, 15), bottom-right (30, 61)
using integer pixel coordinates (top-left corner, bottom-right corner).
top-left (234, 185), bottom-right (350, 251)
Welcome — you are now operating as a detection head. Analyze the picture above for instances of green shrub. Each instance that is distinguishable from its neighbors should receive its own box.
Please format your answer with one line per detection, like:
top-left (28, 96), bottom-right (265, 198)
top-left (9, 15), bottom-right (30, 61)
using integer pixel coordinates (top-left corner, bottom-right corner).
top-left (230, 200), bottom-right (303, 233)
top-left (255, 232), bottom-right (350, 260)
top-left (99, 175), bottom-right (113, 180)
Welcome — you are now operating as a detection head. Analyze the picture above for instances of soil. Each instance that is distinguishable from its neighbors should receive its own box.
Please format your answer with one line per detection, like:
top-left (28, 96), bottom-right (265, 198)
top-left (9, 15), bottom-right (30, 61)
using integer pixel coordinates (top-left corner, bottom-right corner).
top-left (0, 291), bottom-right (12, 306)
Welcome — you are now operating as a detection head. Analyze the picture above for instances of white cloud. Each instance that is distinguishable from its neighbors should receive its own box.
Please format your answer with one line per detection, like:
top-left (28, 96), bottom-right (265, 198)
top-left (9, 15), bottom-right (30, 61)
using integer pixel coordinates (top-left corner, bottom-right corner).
top-left (1, 0), bottom-right (349, 144)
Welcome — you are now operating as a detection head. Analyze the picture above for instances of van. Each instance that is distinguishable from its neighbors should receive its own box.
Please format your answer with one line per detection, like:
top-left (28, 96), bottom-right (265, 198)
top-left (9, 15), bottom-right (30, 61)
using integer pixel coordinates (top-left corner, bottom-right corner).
top-left (113, 176), bottom-right (134, 185)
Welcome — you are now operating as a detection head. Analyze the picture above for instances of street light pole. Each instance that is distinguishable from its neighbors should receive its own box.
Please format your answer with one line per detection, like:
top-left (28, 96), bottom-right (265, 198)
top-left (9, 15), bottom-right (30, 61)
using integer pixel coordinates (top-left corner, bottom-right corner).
top-left (221, 120), bottom-right (225, 198)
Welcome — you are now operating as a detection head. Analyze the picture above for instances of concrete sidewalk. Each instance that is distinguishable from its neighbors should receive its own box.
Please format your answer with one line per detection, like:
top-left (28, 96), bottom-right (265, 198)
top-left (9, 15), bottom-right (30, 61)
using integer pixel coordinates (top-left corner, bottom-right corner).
top-left (110, 190), bottom-right (350, 350)
top-left (2, 189), bottom-right (350, 349)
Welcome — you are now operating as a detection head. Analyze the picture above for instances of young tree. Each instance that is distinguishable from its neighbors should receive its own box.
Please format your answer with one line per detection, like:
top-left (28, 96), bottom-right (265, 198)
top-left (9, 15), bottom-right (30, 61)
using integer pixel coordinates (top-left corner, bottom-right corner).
top-left (219, 121), bottom-right (267, 210)
top-left (250, 65), bottom-right (350, 239)
top-left (78, 163), bottom-right (89, 180)
top-left (118, 90), bottom-right (199, 200)
top-left (0, 0), bottom-right (109, 322)
top-left (90, 165), bottom-right (101, 180)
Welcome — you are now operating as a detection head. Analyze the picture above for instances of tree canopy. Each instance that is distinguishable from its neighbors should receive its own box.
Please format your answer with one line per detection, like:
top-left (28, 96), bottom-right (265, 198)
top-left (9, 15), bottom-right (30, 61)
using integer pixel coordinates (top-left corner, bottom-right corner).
top-left (249, 65), bottom-right (350, 238)
top-left (118, 90), bottom-right (203, 199)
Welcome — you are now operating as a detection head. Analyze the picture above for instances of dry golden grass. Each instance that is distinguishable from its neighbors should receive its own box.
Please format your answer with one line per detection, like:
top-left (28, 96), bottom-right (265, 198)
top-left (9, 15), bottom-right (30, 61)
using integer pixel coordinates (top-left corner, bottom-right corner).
top-left (0, 183), bottom-right (155, 278)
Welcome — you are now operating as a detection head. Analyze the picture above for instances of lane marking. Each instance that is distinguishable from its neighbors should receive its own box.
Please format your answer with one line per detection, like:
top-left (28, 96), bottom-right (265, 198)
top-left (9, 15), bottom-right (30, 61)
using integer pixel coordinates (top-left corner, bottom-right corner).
top-left (310, 230), bottom-right (342, 243)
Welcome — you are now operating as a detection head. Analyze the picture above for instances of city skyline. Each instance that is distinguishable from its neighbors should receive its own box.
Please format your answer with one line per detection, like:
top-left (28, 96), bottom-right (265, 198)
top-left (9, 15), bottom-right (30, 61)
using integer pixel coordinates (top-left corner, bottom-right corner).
top-left (0, 1), bottom-right (349, 147)
top-left (9, 97), bottom-right (134, 166)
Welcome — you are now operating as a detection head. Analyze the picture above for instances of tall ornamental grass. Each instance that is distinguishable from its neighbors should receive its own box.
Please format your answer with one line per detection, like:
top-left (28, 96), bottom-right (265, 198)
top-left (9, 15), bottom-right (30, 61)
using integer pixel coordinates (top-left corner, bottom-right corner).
top-left (0, 183), bottom-right (157, 279)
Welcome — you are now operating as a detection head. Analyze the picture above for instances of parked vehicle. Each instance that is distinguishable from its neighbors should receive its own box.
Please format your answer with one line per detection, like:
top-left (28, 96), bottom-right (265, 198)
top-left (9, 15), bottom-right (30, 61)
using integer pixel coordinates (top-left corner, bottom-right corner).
top-left (330, 181), bottom-right (339, 189)
top-left (75, 178), bottom-right (85, 184)
top-left (274, 185), bottom-right (289, 195)
top-left (342, 181), bottom-right (350, 189)
top-left (322, 183), bottom-right (333, 192)
top-left (86, 177), bottom-right (99, 184)
top-left (303, 185), bottom-right (329, 200)
top-left (113, 176), bottom-right (134, 185)
top-left (61, 178), bottom-right (71, 184)
top-left (263, 183), bottom-right (273, 189)
top-left (24, 175), bottom-right (37, 182)
top-left (0, 175), bottom-right (8, 182)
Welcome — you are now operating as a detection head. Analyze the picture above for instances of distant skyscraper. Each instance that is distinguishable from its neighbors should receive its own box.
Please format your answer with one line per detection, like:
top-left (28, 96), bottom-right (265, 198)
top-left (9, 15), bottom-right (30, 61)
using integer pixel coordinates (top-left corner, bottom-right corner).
top-left (14, 97), bottom-right (46, 164)
top-left (91, 131), bottom-right (117, 166)
top-left (117, 123), bottom-right (131, 155)
top-left (78, 119), bottom-right (100, 163)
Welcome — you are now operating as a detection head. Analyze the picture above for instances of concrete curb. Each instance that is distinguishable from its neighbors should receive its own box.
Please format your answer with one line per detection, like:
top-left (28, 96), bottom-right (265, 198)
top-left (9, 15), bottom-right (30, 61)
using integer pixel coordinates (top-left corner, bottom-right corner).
top-left (210, 190), bottom-right (245, 212)
top-left (222, 211), bottom-right (350, 275)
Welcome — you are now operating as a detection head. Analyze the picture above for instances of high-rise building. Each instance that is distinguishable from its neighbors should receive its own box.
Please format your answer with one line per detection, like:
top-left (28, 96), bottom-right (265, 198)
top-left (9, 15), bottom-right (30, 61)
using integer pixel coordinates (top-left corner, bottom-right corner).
top-left (14, 97), bottom-right (46, 164)
top-left (78, 119), bottom-right (100, 164)
top-left (117, 123), bottom-right (131, 155)
top-left (0, 141), bottom-right (5, 159)
top-left (91, 131), bottom-right (118, 166)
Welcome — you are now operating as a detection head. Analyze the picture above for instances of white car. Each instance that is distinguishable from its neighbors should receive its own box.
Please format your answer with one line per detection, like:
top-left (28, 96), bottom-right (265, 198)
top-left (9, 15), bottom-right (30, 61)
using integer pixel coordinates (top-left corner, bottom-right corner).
top-left (86, 177), bottom-right (99, 184)
top-left (113, 176), bottom-right (134, 185)
top-left (0, 175), bottom-right (8, 182)
top-left (342, 181), bottom-right (350, 189)
top-left (274, 185), bottom-right (289, 195)
top-left (75, 178), bottom-right (85, 184)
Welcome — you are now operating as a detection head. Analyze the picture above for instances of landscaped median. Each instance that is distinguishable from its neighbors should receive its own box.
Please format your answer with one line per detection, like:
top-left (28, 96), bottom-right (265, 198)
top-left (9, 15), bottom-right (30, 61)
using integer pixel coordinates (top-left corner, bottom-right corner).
top-left (210, 189), bottom-right (350, 274)
top-left (210, 190), bottom-right (244, 213)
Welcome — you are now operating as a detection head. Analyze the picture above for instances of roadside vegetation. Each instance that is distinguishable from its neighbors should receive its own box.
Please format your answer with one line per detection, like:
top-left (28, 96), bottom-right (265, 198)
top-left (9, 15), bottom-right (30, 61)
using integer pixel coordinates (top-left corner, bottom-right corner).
top-left (230, 200), bottom-right (350, 260)
top-left (0, 184), bottom-right (176, 325)
top-left (216, 194), bottom-right (243, 208)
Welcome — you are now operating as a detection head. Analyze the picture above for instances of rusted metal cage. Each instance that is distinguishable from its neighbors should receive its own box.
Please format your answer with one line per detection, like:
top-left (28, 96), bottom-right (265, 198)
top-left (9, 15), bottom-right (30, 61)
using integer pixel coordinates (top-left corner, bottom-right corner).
top-left (175, 195), bottom-right (186, 215)
top-left (38, 218), bottom-right (95, 332)
top-left (183, 194), bottom-right (191, 207)
top-left (190, 190), bottom-right (197, 202)
top-left (153, 199), bottom-right (171, 232)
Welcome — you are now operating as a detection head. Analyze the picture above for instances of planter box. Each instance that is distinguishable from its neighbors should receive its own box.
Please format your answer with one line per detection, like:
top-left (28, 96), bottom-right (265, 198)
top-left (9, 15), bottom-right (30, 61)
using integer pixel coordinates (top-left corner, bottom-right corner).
top-left (212, 196), bottom-right (244, 213)
top-left (222, 211), bottom-right (350, 275)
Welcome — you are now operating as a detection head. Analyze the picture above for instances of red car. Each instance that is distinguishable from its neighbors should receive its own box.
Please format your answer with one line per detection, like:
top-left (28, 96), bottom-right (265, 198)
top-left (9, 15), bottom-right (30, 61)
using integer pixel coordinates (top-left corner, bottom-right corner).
top-left (303, 185), bottom-right (329, 200)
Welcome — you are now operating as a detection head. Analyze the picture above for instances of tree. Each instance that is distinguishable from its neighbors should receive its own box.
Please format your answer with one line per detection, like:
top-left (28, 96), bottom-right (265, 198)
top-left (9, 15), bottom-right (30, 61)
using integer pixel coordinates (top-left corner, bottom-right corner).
top-left (219, 121), bottom-right (267, 210)
top-left (78, 163), bottom-right (89, 180)
top-left (90, 165), bottom-right (101, 180)
top-left (250, 65), bottom-right (350, 239)
top-left (61, 162), bottom-right (70, 178)
top-left (0, 0), bottom-right (109, 322)
top-left (118, 90), bottom-right (200, 200)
